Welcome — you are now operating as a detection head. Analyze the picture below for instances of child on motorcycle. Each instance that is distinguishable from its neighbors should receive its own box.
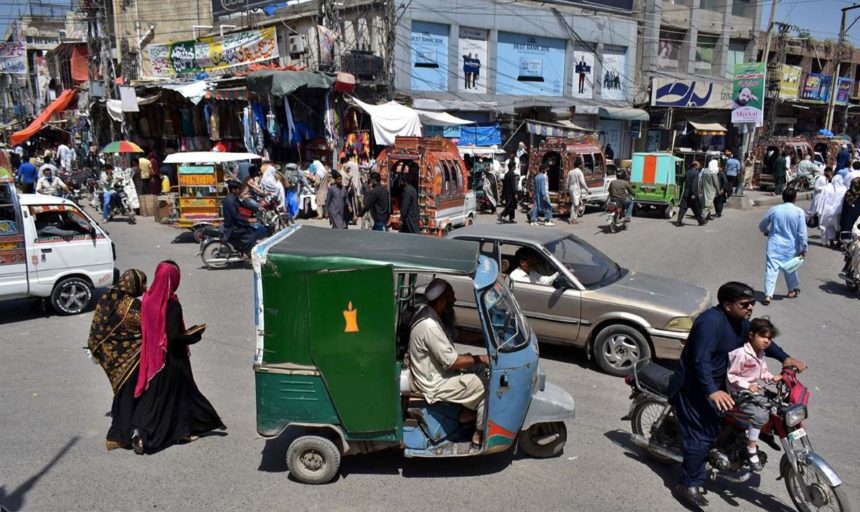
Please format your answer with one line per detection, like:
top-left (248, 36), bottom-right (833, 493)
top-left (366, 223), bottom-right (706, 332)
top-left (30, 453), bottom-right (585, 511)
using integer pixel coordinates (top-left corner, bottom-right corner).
top-left (726, 317), bottom-right (783, 471)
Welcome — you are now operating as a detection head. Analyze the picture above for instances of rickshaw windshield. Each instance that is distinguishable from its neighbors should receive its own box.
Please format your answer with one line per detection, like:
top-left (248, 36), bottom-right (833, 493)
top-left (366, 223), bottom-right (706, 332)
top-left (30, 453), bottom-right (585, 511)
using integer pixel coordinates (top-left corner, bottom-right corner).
top-left (481, 281), bottom-right (530, 353)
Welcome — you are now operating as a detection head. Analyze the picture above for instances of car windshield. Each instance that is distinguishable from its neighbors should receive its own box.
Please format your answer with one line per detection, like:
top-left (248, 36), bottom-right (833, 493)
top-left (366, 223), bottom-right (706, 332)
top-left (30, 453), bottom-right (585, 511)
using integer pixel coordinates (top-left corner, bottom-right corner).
top-left (482, 281), bottom-right (530, 352)
top-left (545, 235), bottom-right (624, 289)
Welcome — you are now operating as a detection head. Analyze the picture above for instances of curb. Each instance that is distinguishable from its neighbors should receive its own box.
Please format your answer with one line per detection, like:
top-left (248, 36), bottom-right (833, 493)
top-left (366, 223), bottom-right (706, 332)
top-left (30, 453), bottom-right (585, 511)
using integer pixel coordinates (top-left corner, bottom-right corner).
top-left (751, 191), bottom-right (812, 208)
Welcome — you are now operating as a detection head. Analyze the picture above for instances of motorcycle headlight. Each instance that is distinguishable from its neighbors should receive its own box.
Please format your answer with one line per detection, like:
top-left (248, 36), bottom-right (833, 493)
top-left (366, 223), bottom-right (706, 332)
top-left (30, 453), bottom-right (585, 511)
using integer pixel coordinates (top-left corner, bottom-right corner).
top-left (784, 404), bottom-right (807, 427)
top-left (664, 316), bottom-right (693, 332)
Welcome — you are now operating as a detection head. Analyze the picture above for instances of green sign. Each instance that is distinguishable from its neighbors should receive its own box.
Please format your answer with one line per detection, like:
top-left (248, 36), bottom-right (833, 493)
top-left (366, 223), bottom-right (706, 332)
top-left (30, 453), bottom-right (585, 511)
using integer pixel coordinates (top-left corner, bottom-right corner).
top-left (731, 62), bottom-right (766, 127)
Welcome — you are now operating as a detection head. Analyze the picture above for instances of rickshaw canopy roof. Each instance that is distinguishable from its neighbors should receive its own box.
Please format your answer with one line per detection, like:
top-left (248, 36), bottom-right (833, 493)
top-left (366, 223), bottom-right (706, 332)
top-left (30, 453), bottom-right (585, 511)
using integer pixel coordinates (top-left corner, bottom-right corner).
top-left (268, 225), bottom-right (478, 273)
top-left (164, 152), bottom-right (262, 164)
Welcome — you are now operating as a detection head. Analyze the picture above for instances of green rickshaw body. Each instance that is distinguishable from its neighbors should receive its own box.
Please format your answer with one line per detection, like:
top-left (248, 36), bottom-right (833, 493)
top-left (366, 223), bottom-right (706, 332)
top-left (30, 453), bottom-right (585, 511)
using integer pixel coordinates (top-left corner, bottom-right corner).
top-left (630, 153), bottom-right (684, 217)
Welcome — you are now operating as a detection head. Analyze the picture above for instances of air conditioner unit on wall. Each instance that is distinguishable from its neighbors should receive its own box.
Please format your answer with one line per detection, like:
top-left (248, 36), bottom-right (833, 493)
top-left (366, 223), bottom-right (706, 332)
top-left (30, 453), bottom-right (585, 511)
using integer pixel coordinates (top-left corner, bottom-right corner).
top-left (289, 35), bottom-right (307, 55)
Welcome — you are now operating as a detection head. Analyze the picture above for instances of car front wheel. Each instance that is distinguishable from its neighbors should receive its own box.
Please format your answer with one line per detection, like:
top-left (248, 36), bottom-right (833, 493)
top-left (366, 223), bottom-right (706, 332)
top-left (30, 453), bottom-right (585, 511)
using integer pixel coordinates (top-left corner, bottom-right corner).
top-left (593, 324), bottom-right (651, 377)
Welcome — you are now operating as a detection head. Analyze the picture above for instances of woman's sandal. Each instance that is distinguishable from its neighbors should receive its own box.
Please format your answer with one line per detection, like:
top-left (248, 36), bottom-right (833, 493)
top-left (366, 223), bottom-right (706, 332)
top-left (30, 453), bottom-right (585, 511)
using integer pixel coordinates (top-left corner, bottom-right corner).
top-left (131, 429), bottom-right (144, 455)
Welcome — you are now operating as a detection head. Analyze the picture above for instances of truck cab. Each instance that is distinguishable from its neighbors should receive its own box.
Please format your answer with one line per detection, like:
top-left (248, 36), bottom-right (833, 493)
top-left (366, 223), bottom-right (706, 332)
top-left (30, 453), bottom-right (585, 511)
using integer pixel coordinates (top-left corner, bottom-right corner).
top-left (0, 180), bottom-right (116, 314)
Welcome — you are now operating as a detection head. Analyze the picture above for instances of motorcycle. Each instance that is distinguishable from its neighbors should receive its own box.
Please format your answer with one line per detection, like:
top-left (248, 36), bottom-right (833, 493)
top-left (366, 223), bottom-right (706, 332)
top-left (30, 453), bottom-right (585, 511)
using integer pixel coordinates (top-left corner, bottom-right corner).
top-left (106, 180), bottom-right (136, 224)
top-left (198, 194), bottom-right (286, 269)
top-left (625, 362), bottom-right (849, 512)
top-left (838, 230), bottom-right (859, 292)
top-left (606, 198), bottom-right (629, 233)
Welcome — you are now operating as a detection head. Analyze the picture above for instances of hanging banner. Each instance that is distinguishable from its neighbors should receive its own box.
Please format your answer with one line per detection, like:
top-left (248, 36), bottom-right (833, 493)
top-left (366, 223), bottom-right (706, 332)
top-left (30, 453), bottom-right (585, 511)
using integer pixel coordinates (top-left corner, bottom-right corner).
top-left (778, 65), bottom-right (802, 100)
top-left (572, 50), bottom-right (594, 99)
top-left (496, 32), bottom-right (565, 96)
top-left (457, 27), bottom-right (487, 94)
top-left (411, 21), bottom-right (449, 92)
top-left (0, 42), bottom-right (27, 74)
top-left (601, 48), bottom-right (627, 100)
top-left (731, 62), bottom-right (765, 126)
top-left (147, 27), bottom-right (279, 78)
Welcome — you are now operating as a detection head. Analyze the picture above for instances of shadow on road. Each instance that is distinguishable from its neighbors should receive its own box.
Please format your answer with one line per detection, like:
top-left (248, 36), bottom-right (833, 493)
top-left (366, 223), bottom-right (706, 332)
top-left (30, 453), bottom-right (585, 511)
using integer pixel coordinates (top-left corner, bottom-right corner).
top-left (818, 280), bottom-right (857, 299)
top-left (172, 231), bottom-right (197, 244)
top-left (0, 437), bottom-right (79, 512)
top-left (603, 429), bottom-right (794, 512)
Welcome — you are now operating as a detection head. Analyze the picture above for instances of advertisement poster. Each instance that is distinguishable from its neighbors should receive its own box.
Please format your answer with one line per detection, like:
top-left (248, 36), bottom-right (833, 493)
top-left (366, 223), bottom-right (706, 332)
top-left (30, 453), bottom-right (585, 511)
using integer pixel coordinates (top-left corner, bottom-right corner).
top-left (572, 50), bottom-right (594, 99)
top-left (457, 27), bottom-right (488, 94)
top-left (651, 78), bottom-right (732, 109)
top-left (147, 27), bottom-right (278, 77)
top-left (778, 65), bottom-right (802, 100)
top-left (0, 42), bottom-right (27, 74)
top-left (601, 49), bottom-right (627, 100)
top-left (837, 77), bottom-right (853, 105)
top-left (496, 32), bottom-right (565, 96)
top-left (411, 21), bottom-right (449, 92)
top-left (731, 62), bottom-right (765, 126)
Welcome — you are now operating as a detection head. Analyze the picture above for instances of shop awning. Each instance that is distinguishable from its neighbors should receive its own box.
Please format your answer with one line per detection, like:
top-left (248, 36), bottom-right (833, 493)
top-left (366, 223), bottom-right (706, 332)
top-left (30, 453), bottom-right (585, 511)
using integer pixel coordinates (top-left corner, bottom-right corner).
top-left (351, 97), bottom-right (422, 146)
top-left (598, 107), bottom-right (650, 121)
top-left (207, 87), bottom-right (248, 101)
top-left (526, 120), bottom-right (593, 138)
top-left (11, 89), bottom-right (76, 146)
top-left (415, 110), bottom-right (474, 126)
top-left (164, 151), bottom-right (262, 164)
top-left (156, 81), bottom-right (210, 105)
top-left (688, 121), bottom-right (727, 135)
top-left (246, 70), bottom-right (335, 98)
top-left (106, 94), bottom-right (160, 122)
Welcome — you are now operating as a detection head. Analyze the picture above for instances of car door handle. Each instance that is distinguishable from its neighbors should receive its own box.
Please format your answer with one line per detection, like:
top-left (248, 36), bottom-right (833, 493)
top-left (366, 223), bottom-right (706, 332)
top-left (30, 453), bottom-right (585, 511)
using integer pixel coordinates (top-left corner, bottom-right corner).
top-left (41, 248), bottom-right (52, 253)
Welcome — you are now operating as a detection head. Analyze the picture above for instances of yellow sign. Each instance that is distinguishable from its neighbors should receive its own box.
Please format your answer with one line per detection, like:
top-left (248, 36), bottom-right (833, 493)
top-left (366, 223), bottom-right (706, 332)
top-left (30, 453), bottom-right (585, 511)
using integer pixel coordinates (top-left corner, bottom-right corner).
top-left (343, 301), bottom-right (359, 333)
top-left (779, 65), bottom-right (803, 100)
top-left (179, 198), bottom-right (217, 208)
top-left (179, 174), bottom-right (217, 186)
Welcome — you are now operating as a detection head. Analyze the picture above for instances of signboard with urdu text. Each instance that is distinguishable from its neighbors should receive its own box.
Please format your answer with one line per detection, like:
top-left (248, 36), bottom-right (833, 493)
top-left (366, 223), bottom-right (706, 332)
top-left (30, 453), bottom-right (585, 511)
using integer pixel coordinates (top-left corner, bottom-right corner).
top-left (0, 42), bottom-right (26, 74)
top-left (731, 62), bottom-right (765, 127)
top-left (651, 78), bottom-right (732, 109)
top-left (147, 27), bottom-right (278, 78)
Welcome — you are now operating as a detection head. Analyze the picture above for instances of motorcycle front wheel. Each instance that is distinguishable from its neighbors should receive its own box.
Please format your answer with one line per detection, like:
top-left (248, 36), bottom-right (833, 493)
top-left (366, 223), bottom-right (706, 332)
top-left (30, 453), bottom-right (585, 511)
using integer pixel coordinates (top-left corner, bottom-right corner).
top-left (782, 455), bottom-right (850, 512)
top-left (631, 398), bottom-right (680, 466)
top-left (126, 209), bottom-right (136, 224)
top-left (201, 240), bottom-right (231, 269)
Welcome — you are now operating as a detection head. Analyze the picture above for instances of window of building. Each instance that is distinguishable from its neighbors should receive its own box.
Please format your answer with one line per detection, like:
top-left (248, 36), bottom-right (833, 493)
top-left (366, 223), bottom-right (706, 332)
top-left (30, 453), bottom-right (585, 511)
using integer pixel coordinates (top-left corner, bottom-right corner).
top-left (658, 30), bottom-right (684, 70)
top-left (731, 0), bottom-right (751, 17)
top-left (699, 0), bottom-right (720, 11)
top-left (695, 35), bottom-right (718, 74)
top-left (727, 41), bottom-right (747, 76)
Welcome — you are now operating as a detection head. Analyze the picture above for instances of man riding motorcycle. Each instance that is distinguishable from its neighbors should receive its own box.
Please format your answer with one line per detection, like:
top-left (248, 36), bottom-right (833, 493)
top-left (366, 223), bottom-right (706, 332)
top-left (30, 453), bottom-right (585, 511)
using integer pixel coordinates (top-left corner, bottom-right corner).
top-left (667, 281), bottom-right (807, 508)
top-left (608, 170), bottom-right (636, 221)
top-left (35, 167), bottom-right (70, 196)
top-left (222, 180), bottom-right (266, 257)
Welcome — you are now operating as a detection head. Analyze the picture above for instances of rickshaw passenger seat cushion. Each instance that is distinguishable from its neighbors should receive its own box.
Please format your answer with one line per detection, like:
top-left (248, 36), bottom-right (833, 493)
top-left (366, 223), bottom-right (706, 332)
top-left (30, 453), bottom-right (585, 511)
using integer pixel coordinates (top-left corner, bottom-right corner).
top-left (406, 402), bottom-right (462, 444)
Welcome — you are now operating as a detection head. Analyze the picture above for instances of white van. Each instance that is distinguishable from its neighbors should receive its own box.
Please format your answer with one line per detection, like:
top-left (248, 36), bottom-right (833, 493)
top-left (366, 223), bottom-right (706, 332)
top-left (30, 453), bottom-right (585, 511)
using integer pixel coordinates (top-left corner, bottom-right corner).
top-left (0, 181), bottom-right (116, 315)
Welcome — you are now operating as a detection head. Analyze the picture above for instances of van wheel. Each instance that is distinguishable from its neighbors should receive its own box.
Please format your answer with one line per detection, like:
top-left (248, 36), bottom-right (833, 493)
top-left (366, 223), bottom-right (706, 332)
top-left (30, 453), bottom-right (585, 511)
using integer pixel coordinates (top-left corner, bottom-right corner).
top-left (593, 324), bottom-right (651, 377)
top-left (663, 203), bottom-right (674, 219)
top-left (466, 215), bottom-right (475, 226)
top-left (51, 277), bottom-right (94, 315)
top-left (518, 422), bottom-right (567, 458)
top-left (286, 435), bottom-right (341, 485)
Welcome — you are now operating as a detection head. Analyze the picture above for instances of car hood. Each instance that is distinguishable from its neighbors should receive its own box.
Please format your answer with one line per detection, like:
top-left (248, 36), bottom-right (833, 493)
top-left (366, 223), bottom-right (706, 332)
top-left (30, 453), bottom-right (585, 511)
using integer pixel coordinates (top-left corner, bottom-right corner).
top-left (597, 270), bottom-right (711, 317)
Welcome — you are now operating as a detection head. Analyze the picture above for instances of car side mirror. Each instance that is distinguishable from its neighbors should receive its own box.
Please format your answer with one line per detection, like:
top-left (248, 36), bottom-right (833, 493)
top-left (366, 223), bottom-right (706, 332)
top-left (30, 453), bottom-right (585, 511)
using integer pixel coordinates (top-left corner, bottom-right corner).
top-left (552, 276), bottom-right (568, 289)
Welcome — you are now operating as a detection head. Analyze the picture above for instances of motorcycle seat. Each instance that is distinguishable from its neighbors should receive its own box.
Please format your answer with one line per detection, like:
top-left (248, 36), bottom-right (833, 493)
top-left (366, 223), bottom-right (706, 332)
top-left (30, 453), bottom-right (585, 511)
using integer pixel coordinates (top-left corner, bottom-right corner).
top-left (637, 363), bottom-right (674, 396)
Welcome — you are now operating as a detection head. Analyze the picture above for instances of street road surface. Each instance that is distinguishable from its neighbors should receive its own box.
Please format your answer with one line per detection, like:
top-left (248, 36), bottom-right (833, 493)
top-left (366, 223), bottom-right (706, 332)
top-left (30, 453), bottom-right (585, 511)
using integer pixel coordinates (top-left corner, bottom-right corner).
top-left (1, 199), bottom-right (856, 511)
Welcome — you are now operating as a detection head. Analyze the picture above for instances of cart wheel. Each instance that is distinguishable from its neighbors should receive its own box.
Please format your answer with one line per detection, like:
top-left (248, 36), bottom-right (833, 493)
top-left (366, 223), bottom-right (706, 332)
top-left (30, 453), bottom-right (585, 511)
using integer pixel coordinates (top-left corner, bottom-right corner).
top-left (663, 203), bottom-right (674, 219)
top-left (286, 436), bottom-right (341, 485)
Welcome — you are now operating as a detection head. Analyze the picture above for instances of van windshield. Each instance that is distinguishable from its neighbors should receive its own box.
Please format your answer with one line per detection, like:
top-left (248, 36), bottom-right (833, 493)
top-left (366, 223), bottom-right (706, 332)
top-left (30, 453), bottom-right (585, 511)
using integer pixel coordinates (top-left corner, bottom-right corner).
top-left (481, 281), bottom-right (530, 353)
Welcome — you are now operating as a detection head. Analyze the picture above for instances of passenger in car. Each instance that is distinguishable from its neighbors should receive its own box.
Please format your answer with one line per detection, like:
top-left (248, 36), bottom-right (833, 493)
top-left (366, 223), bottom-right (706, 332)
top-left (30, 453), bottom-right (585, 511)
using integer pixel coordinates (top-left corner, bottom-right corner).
top-left (509, 247), bottom-right (559, 286)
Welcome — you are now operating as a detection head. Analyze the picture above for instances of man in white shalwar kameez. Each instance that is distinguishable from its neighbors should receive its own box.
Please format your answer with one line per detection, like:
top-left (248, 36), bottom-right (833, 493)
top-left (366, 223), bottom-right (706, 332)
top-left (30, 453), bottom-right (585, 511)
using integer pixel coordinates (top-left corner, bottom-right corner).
top-left (566, 158), bottom-right (590, 224)
top-left (808, 167), bottom-right (831, 223)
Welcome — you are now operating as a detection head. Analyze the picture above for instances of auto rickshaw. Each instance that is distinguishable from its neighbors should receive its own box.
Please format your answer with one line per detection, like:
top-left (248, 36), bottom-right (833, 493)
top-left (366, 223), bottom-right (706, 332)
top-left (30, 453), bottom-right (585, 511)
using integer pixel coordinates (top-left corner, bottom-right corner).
top-left (377, 137), bottom-right (477, 234)
top-left (251, 225), bottom-right (575, 484)
top-left (526, 136), bottom-right (608, 214)
top-left (163, 151), bottom-right (261, 238)
top-left (629, 152), bottom-right (684, 219)
top-left (752, 137), bottom-right (812, 190)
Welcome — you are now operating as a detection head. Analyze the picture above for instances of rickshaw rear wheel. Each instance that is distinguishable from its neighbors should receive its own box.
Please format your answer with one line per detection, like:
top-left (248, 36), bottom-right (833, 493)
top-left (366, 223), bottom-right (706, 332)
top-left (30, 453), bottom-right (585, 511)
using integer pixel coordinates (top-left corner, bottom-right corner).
top-left (663, 203), bottom-right (674, 219)
top-left (518, 422), bottom-right (567, 458)
top-left (286, 435), bottom-right (341, 485)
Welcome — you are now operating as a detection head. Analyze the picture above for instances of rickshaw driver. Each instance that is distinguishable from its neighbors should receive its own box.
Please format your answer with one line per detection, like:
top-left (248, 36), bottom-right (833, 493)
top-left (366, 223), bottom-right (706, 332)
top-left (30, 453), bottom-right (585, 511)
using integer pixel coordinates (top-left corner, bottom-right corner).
top-left (409, 278), bottom-right (490, 449)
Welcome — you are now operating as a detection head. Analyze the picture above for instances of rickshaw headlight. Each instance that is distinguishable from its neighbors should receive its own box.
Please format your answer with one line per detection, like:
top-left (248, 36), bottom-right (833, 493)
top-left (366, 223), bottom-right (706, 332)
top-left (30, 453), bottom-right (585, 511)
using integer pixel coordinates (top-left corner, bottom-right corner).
top-left (664, 316), bottom-right (693, 332)
top-left (785, 404), bottom-right (807, 427)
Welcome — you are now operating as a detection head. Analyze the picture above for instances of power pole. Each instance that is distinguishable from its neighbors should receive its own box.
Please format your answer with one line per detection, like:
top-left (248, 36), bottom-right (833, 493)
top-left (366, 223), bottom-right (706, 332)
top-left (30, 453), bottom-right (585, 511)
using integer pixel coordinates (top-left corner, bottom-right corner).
top-left (765, 23), bottom-right (792, 138)
top-left (383, 0), bottom-right (396, 100)
top-left (827, 4), bottom-right (860, 132)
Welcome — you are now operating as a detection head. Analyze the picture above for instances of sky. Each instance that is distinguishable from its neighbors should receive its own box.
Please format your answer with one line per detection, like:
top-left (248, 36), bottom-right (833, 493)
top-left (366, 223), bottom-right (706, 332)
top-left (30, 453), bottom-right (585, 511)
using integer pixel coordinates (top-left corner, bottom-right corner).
top-left (761, 0), bottom-right (860, 46)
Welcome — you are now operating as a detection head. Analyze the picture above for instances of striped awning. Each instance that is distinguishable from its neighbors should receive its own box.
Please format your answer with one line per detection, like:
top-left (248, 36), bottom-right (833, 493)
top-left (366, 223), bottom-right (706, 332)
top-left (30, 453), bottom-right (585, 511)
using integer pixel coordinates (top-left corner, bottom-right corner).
top-left (207, 87), bottom-right (248, 101)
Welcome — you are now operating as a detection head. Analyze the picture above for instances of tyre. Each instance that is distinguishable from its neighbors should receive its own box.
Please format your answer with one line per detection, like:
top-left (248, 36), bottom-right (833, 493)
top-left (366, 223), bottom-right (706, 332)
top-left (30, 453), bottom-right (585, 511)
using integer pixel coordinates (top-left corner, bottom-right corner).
top-left (193, 227), bottom-right (206, 244)
top-left (201, 240), bottom-right (231, 269)
top-left (518, 422), bottom-right (567, 458)
top-left (663, 203), bottom-right (675, 219)
top-left (593, 324), bottom-right (651, 377)
top-left (466, 215), bottom-right (475, 226)
top-left (608, 216), bottom-right (618, 233)
top-left (782, 455), bottom-right (851, 512)
top-left (51, 277), bottom-right (94, 315)
top-left (127, 210), bottom-right (136, 224)
top-left (630, 398), bottom-right (680, 465)
top-left (286, 435), bottom-right (341, 485)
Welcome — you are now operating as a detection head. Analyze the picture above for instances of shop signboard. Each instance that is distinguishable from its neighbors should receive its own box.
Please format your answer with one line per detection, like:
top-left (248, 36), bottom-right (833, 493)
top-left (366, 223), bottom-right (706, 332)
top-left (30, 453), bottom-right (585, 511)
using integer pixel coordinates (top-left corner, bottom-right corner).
top-left (778, 65), bottom-right (802, 100)
top-left (798, 74), bottom-right (851, 103)
top-left (0, 42), bottom-right (26, 74)
top-left (572, 50), bottom-right (595, 99)
top-left (731, 62), bottom-right (765, 127)
top-left (496, 32), bottom-right (565, 96)
top-left (411, 21), bottom-right (449, 92)
top-left (600, 48), bottom-right (627, 101)
top-left (651, 78), bottom-right (732, 109)
top-left (147, 27), bottom-right (279, 78)
top-left (457, 27), bottom-right (488, 94)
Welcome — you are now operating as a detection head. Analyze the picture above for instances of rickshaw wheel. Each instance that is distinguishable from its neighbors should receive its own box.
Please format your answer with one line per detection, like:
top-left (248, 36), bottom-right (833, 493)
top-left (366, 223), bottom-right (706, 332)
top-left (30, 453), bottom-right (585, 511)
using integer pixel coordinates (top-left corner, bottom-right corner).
top-left (286, 435), bottom-right (341, 485)
top-left (663, 203), bottom-right (674, 219)
top-left (518, 422), bottom-right (567, 458)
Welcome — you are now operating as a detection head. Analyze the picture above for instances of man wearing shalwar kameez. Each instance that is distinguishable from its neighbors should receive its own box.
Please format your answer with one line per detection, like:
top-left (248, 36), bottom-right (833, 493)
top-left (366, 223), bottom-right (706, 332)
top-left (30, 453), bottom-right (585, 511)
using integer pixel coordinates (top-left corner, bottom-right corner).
top-left (701, 160), bottom-right (720, 220)
top-left (759, 187), bottom-right (808, 304)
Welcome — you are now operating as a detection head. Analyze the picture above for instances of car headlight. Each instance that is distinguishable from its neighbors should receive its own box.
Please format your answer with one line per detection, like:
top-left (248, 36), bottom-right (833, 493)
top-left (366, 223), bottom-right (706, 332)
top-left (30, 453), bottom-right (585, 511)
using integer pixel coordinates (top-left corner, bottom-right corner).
top-left (664, 316), bottom-right (693, 332)
top-left (785, 404), bottom-right (807, 427)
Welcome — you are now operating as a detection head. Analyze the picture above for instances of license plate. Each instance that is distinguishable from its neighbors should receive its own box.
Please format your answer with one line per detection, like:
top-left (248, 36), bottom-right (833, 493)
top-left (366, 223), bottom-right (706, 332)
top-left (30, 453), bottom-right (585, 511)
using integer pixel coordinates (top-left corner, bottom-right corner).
top-left (788, 428), bottom-right (807, 443)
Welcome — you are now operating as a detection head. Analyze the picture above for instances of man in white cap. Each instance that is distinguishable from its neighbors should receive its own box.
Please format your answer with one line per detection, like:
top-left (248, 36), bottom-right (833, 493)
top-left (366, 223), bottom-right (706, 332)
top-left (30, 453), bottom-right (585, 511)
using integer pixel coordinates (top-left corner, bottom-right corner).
top-left (408, 278), bottom-right (489, 449)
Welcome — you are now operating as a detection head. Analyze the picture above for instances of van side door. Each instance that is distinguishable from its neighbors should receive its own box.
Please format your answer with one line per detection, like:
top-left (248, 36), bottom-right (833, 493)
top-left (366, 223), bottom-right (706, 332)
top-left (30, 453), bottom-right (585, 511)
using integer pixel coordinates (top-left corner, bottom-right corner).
top-left (0, 184), bottom-right (28, 298)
